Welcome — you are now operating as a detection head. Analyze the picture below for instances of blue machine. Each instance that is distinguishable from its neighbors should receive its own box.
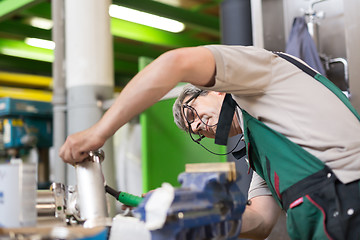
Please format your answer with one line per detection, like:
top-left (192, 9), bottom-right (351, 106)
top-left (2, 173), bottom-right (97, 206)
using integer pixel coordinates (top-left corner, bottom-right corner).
top-left (0, 97), bottom-right (52, 153)
top-left (134, 166), bottom-right (247, 240)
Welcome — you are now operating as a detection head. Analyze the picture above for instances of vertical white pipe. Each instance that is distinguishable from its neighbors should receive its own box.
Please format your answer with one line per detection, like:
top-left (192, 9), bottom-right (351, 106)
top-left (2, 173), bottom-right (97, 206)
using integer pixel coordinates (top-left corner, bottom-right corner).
top-left (65, 0), bottom-right (113, 89)
top-left (65, 0), bottom-right (116, 220)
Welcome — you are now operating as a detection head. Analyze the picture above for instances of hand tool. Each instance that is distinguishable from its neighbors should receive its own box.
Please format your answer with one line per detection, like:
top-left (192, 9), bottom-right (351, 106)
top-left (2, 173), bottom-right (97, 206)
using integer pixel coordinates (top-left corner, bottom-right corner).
top-left (105, 185), bottom-right (143, 207)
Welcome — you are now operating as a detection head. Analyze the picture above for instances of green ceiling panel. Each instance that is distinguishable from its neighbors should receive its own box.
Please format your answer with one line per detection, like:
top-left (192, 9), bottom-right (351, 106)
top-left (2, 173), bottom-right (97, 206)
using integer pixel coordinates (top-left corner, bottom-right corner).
top-left (0, 54), bottom-right (51, 75)
top-left (113, 41), bottom-right (165, 59)
top-left (0, 0), bottom-right (45, 22)
top-left (0, 20), bottom-right (51, 40)
top-left (113, 0), bottom-right (220, 36)
top-left (0, 38), bottom-right (53, 62)
top-left (111, 18), bottom-right (215, 48)
top-left (20, 1), bottom-right (51, 19)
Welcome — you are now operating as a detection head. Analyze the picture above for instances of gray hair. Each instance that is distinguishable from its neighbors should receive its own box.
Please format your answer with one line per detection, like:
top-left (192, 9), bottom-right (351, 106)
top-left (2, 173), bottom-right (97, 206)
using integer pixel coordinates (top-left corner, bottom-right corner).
top-left (172, 84), bottom-right (209, 132)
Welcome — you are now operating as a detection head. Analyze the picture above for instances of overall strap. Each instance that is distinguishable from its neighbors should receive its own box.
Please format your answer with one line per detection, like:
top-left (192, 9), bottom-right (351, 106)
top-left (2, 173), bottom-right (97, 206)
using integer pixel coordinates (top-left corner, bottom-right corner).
top-left (215, 93), bottom-right (237, 146)
top-left (275, 52), bottom-right (360, 121)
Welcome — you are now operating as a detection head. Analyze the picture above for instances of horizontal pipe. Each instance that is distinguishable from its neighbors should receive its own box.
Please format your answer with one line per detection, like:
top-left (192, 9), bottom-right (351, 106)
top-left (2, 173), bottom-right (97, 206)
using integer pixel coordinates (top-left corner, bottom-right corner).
top-left (36, 190), bottom-right (56, 217)
top-left (0, 86), bottom-right (52, 102)
top-left (0, 71), bottom-right (52, 89)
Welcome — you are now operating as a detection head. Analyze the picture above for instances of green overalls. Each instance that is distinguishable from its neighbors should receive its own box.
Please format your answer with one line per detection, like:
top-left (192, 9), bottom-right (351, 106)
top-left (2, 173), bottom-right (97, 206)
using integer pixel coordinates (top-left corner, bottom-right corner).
top-left (216, 53), bottom-right (360, 239)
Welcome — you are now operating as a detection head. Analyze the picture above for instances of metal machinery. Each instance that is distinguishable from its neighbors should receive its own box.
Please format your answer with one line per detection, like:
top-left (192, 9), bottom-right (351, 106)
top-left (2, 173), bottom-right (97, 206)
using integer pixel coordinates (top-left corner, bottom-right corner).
top-left (3, 149), bottom-right (246, 240)
top-left (0, 97), bottom-right (53, 188)
top-left (36, 150), bottom-right (111, 228)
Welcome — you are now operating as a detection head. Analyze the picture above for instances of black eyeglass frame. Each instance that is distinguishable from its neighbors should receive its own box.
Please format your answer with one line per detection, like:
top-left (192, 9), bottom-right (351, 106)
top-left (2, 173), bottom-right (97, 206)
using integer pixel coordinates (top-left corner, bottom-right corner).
top-left (181, 91), bottom-right (205, 143)
top-left (182, 91), bottom-right (219, 144)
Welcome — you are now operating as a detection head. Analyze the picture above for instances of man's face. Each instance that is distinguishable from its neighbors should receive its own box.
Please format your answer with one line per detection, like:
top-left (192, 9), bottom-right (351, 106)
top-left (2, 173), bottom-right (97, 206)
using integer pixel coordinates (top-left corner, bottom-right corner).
top-left (182, 91), bottom-right (225, 139)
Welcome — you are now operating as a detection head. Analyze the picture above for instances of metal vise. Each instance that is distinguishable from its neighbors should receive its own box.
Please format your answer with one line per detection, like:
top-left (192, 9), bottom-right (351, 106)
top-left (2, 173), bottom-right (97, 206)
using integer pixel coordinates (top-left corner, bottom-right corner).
top-left (134, 162), bottom-right (246, 240)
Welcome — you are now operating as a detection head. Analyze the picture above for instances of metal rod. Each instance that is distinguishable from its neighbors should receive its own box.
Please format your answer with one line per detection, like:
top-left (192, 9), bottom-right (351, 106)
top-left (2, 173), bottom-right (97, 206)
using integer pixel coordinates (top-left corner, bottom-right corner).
top-left (51, 0), bottom-right (66, 183)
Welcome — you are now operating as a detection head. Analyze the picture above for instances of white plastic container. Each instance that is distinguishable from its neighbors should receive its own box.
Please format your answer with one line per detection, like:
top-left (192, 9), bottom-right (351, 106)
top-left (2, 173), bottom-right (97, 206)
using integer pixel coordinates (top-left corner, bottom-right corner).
top-left (0, 160), bottom-right (37, 227)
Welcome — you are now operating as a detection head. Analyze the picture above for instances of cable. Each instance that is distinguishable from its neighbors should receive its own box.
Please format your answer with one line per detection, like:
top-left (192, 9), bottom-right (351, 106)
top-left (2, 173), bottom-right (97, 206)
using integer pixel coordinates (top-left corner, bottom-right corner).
top-left (195, 134), bottom-right (243, 156)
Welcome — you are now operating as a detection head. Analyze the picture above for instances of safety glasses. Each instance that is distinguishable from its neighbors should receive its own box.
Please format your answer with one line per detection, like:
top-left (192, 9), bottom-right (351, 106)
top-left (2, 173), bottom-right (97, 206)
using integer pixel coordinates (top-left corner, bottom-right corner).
top-left (181, 91), bottom-right (205, 143)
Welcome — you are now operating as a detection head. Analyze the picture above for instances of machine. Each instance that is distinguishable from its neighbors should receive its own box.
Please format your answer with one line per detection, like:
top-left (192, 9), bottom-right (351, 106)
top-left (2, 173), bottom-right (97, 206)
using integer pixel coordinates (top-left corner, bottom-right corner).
top-left (1, 149), bottom-right (247, 239)
top-left (22, 151), bottom-right (246, 239)
top-left (0, 97), bottom-right (52, 188)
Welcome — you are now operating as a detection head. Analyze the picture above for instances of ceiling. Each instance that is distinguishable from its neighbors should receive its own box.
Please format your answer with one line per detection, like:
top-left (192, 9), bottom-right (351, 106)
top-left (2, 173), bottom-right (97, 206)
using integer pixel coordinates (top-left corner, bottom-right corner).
top-left (0, 0), bottom-right (221, 100)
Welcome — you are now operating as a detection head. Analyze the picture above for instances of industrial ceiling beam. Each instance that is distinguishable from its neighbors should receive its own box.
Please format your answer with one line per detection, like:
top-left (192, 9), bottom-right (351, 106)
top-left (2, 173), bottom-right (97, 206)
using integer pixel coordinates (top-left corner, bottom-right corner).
top-left (22, 1), bottom-right (220, 37)
top-left (0, 38), bottom-right (53, 62)
top-left (0, 54), bottom-right (134, 88)
top-left (111, 18), bottom-right (215, 48)
top-left (0, 17), bottom-right (215, 50)
top-left (112, 0), bottom-right (220, 36)
top-left (0, 0), bottom-right (45, 22)
top-left (0, 20), bottom-right (51, 40)
top-left (0, 39), bottom-right (139, 78)
top-left (0, 54), bottom-right (51, 75)
top-left (20, 1), bottom-right (51, 19)
top-left (0, 20), bottom-right (166, 58)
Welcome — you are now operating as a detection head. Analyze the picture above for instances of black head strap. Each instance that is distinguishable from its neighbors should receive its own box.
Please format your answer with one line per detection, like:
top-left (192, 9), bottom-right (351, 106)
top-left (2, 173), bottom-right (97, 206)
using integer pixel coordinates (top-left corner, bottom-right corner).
top-left (215, 93), bottom-right (237, 145)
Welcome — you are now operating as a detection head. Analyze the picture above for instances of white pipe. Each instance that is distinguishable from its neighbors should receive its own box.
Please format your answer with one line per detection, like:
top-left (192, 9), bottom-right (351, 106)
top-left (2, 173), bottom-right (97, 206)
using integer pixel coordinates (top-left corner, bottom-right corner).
top-left (65, 0), bottom-right (115, 218)
top-left (65, 0), bottom-right (113, 89)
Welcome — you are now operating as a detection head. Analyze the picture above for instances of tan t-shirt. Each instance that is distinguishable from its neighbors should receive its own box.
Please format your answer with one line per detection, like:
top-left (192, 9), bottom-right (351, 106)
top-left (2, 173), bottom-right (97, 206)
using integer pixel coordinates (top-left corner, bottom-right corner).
top-left (201, 45), bottom-right (360, 199)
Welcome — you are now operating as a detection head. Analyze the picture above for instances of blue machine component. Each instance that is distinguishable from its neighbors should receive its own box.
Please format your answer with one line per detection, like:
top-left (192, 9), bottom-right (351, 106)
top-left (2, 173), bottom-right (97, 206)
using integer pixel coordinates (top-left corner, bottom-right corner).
top-left (0, 98), bottom-right (52, 149)
top-left (134, 170), bottom-right (246, 240)
top-left (0, 98), bottom-right (52, 117)
top-left (2, 118), bottom-right (52, 148)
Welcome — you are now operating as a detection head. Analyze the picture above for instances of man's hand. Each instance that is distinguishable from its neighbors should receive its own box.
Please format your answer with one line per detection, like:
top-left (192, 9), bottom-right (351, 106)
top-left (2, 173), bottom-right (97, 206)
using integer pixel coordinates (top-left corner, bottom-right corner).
top-left (59, 124), bottom-right (107, 164)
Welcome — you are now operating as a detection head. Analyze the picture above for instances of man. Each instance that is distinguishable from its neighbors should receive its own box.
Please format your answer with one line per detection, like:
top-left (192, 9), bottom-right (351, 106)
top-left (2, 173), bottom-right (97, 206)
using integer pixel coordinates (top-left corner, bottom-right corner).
top-left (60, 45), bottom-right (360, 239)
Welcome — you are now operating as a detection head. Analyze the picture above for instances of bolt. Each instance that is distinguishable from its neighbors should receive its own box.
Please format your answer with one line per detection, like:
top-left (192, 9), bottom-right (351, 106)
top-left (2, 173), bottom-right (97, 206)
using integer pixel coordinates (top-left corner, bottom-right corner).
top-left (88, 149), bottom-right (105, 163)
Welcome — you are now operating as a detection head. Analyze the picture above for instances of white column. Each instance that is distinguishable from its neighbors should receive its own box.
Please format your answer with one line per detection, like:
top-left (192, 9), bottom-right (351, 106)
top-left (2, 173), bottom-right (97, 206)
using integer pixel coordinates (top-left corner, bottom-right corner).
top-left (65, 0), bottom-right (116, 218)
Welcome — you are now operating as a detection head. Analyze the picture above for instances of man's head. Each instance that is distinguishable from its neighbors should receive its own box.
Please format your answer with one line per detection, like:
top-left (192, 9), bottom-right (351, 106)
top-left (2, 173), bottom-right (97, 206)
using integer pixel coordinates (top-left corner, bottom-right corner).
top-left (173, 84), bottom-right (226, 139)
top-left (173, 84), bottom-right (208, 132)
top-left (173, 84), bottom-right (243, 140)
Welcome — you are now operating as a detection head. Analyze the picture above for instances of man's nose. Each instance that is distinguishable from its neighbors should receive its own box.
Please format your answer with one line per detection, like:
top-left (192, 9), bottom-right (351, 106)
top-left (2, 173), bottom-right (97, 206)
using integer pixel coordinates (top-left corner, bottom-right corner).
top-left (190, 119), bottom-right (202, 133)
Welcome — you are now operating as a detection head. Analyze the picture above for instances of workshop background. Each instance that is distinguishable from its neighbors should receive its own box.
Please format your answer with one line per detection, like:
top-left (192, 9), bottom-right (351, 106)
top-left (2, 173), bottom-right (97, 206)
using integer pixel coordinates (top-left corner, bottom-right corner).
top-left (0, 0), bottom-right (359, 238)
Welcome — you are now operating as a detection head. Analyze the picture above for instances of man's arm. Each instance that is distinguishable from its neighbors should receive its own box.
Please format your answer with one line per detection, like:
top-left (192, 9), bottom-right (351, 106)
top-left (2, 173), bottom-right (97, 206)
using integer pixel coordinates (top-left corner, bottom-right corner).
top-left (59, 46), bottom-right (216, 163)
top-left (239, 195), bottom-right (282, 239)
